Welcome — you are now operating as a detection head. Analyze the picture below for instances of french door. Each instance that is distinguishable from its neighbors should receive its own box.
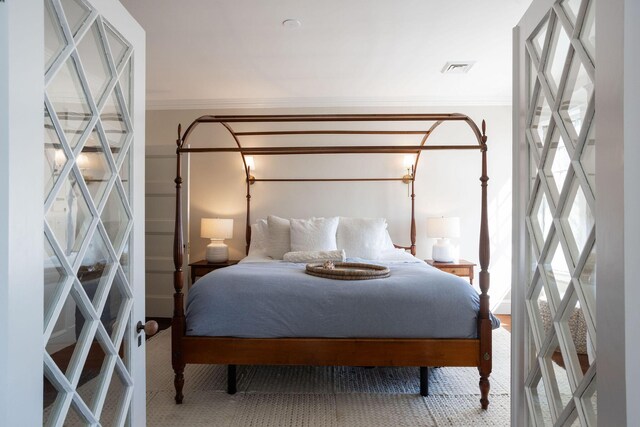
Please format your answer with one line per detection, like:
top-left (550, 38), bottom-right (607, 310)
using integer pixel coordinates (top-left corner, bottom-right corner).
top-left (42, 0), bottom-right (146, 425)
top-left (514, 0), bottom-right (596, 425)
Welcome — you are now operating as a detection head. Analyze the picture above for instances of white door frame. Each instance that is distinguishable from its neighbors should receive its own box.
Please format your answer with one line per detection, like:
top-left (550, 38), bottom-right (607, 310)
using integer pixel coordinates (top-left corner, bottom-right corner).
top-left (595, 0), bottom-right (640, 425)
top-left (0, 1), bottom-right (45, 425)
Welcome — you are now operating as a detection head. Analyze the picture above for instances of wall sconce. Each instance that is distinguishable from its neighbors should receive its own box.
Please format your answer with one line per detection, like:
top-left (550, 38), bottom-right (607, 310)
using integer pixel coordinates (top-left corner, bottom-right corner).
top-left (77, 153), bottom-right (91, 180)
top-left (201, 218), bottom-right (234, 262)
top-left (245, 156), bottom-right (255, 185)
top-left (402, 155), bottom-right (414, 184)
top-left (54, 149), bottom-right (66, 174)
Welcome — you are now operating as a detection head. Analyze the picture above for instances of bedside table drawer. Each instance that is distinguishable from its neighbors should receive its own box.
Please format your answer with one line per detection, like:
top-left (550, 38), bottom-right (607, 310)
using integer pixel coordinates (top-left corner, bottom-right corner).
top-left (426, 259), bottom-right (476, 284)
top-left (440, 267), bottom-right (469, 276)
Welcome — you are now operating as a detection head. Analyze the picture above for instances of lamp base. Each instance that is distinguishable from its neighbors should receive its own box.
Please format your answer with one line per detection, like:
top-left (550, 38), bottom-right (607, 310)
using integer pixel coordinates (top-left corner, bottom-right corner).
top-left (432, 238), bottom-right (455, 263)
top-left (206, 240), bottom-right (229, 263)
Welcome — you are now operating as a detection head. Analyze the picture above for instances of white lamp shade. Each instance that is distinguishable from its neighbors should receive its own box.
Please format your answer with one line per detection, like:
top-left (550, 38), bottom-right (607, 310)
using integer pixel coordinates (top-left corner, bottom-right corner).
top-left (426, 217), bottom-right (460, 239)
top-left (201, 218), bottom-right (234, 240)
top-left (244, 156), bottom-right (255, 171)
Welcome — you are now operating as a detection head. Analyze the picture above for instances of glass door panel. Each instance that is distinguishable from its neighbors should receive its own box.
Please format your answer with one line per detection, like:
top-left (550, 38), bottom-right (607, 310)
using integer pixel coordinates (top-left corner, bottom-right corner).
top-left (522, 0), bottom-right (597, 424)
top-left (43, 0), bottom-right (139, 425)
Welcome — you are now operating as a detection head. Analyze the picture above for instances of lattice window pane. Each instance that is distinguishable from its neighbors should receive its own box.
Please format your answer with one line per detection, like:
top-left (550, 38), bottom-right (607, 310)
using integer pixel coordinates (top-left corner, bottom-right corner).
top-left (543, 236), bottom-right (572, 303)
top-left (98, 364), bottom-right (130, 426)
top-left (76, 334), bottom-right (108, 412)
top-left (60, 0), bottom-right (91, 38)
top-left (529, 91), bottom-right (553, 155)
top-left (102, 185), bottom-right (132, 255)
top-left (582, 378), bottom-right (597, 424)
top-left (45, 0), bottom-right (66, 72)
top-left (559, 56), bottom-right (593, 145)
top-left (580, 124), bottom-right (595, 195)
top-left (561, 0), bottom-right (582, 25)
top-left (532, 189), bottom-right (553, 249)
top-left (81, 127), bottom-right (113, 206)
top-left (528, 366), bottom-right (554, 426)
top-left (579, 244), bottom-right (597, 322)
top-left (581, 0), bottom-right (595, 62)
top-left (531, 19), bottom-right (549, 61)
top-left (102, 269), bottom-right (130, 346)
top-left (543, 129), bottom-right (570, 203)
top-left (104, 24), bottom-right (129, 70)
top-left (541, 332), bottom-right (573, 413)
top-left (44, 234), bottom-right (69, 326)
top-left (77, 229), bottom-right (116, 310)
top-left (64, 399), bottom-right (91, 425)
top-left (47, 56), bottom-right (93, 150)
top-left (563, 181), bottom-right (594, 259)
top-left (119, 147), bottom-right (131, 203)
top-left (120, 59), bottom-right (133, 115)
top-left (44, 106), bottom-right (68, 198)
top-left (102, 89), bottom-right (130, 162)
top-left (544, 19), bottom-right (572, 97)
top-left (45, 169), bottom-right (94, 266)
top-left (77, 21), bottom-right (113, 105)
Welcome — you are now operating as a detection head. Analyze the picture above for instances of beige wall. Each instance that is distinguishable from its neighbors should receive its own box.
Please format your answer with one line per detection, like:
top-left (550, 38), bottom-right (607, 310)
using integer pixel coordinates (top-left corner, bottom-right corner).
top-left (146, 105), bottom-right (512, 314)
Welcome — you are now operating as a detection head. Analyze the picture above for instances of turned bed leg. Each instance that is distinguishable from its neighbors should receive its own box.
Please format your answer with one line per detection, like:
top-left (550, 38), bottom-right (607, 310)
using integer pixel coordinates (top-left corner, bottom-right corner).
top-left (419, 367), bottom-right (429, 397)
top-left (174, 367), bottom-right (185, 404)
top-left (227, 364), bottom-right (237, 394)
top-left (480, 374), bottom-right (490, 409)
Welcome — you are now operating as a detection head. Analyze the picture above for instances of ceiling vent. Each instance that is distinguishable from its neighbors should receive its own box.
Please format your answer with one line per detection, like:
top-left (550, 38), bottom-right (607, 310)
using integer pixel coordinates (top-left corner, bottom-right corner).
top-left (441, 61), bottom-right (475, 74)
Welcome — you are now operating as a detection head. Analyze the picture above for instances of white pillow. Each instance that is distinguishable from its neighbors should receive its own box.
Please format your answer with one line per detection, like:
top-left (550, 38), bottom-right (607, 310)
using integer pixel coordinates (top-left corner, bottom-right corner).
top-left (290, 217), bottom-right (339, 252)
top-left (266, 215), bottom-right (291, 259)
top-left (336, 217), bottom-right (387, 259)
top-left (382, 229), bottom-right (396, 250)
top-left (247, 219), bottom-right (268, 256)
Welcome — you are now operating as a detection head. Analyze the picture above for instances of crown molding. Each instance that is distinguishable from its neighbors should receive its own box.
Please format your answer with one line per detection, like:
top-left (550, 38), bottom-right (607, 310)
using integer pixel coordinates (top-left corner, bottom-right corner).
top-left (145, 96), bottom-right (512, 111)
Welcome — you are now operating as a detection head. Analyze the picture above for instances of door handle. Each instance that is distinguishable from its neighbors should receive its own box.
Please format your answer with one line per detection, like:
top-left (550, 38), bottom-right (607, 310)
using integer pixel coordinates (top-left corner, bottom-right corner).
top-left (137, 320), bottom-right (159, 336)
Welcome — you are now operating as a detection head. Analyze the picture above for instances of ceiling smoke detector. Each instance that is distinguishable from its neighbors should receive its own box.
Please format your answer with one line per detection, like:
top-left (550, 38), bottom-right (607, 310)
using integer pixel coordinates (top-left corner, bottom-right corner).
top-left (441, 61), bottom-right (475, 74)
top-left (282, 19), bottom-right (302, 29)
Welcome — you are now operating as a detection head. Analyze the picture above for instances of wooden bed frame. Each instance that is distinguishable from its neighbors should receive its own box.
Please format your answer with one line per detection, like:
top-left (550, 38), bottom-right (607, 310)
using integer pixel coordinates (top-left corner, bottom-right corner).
top-left (171, 113), bottom-right (493, 409)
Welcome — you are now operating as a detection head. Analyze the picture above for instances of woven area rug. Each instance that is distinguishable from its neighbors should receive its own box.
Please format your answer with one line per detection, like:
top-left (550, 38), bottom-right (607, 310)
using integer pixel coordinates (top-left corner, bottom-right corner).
top-left (146, 327), bottom-right (511, 426)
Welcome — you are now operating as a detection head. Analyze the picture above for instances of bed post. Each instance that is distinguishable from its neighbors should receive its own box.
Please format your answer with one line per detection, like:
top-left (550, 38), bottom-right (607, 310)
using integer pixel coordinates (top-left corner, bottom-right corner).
top-left (172, 124), bottom-right (186, 404)
top-left (246, 167), bottom-right (251, 255)
top-left (410, 169), bottom-right (416, 256)
top-left (478, 120), bottom-right (492, 409)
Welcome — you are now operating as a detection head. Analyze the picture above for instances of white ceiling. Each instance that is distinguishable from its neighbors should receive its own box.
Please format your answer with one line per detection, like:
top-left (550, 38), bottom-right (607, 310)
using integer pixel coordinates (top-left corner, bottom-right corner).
top-left (120, 0), bottom-right (532, 109)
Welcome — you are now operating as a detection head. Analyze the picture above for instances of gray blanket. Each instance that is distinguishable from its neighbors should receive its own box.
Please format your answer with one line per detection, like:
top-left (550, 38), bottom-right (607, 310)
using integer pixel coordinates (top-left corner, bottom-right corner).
top-left (186, 260), bottom-right (499, 338)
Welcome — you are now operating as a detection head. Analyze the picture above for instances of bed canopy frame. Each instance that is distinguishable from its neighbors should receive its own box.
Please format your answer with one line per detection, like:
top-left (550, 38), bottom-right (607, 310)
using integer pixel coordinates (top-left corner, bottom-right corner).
top-left (172, 113), bottom-right (493, 409)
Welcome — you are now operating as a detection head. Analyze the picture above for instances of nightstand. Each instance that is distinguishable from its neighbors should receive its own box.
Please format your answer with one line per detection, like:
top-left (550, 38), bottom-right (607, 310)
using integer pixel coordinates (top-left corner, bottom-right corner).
top-left (426, 259), bottom-right (476, 285)
top-left (189, 259), bottom-right (239, 284)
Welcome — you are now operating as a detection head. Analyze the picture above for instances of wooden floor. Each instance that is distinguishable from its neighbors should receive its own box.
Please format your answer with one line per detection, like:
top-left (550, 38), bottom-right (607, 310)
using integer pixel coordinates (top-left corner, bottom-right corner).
top-left (496, 314), bottom-right (511, 333)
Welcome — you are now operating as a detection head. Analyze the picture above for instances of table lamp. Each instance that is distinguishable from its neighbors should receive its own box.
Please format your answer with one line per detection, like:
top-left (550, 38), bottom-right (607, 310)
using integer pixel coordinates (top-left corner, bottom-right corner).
top-left (426, 217), bottom-right (460, 262)
top-left (201, 218), bottom-right (234, 262)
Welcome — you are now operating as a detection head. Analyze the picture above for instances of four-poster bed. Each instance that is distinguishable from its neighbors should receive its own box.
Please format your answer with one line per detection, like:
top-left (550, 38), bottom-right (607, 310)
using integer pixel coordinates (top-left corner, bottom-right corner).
top-left (171, 113), bottom-right (493, 410)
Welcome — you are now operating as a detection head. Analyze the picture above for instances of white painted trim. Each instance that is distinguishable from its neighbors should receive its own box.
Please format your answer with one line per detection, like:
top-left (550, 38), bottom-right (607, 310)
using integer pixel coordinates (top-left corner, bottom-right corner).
top-left (146, 96), bottom-right (512, 111)
top-left (596, 0), bottom-right (628, 425)
top-left (0, 1), bottom-right (44, 425)
top-left (623, 0), bottom-right (640, 423)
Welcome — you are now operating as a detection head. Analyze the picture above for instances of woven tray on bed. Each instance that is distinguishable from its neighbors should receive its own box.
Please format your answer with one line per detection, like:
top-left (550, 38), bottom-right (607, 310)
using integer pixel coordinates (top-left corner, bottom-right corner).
top-left (305, 262), bottom-right (390, 280)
